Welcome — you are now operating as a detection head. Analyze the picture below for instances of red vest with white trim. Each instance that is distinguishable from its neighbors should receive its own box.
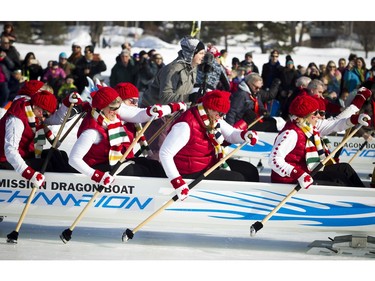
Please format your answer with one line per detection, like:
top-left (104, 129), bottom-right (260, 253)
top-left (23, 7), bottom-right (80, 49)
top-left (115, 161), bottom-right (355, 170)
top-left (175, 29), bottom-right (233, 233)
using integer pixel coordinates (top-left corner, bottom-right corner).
top-left (77, 114), bottom-right (131, 167)
top-left (0, 98), bottom-right (35, 162)
top-left (172, 107), bottom-right (217, 175)
top-left (270, 121), bottom-right (309, 184)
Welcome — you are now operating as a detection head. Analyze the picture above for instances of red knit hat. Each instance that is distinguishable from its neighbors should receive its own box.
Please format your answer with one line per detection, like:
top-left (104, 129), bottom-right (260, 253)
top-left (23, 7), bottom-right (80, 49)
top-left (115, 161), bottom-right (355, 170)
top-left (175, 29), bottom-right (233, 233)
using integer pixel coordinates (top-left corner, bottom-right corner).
top-left (91, 86), bottom-right (119, 110)
top-left (202, 90), bottom-right (231, 114)
top-left (18, 80), bottom-right (44, 97)
top-left (313, 96), bottom-right (326, 111)
top-left (207, 46), bottom-right (221, 58)
top-left (31, 90), bottom-right (57, 114)
top-left (114, 82), bottom-right (139, 100)
top-left (289, 94), bottom-right (319, 117)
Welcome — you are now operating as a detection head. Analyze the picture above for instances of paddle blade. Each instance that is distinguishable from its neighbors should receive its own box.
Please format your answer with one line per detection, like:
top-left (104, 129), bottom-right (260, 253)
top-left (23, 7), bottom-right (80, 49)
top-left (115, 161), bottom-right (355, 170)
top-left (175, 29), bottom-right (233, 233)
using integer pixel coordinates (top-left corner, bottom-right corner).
top-left (6, 230), bottom-right (19, 244)
top-left (250, 221), bottom-right (263, 237)
top-left (122, 228), bottom-right (134, 242)
top-left (60, 228), bottom-right (73, 244)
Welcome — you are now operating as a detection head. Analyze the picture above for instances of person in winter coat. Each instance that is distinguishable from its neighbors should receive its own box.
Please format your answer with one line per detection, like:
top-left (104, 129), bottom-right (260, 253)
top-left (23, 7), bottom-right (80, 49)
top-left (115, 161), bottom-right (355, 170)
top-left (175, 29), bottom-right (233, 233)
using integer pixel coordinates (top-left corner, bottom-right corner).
top-left (190, 45), bottom-right (231, 103)
top-left (0, 90), bottom-right (80, 188)
top-left (159, 90), bottom-right (259, 201)
top-left (278, 57), bottom-right (299, 114)
top-left (240, 51), bottom-right (259, 74)
top-left (68, 86), bottom-right (186, 187)
top-left (225, 72), bottom-right (282, 132)
top-left (269, 94), bottom-right (370, 188)
top-left (140, 35), bottom-right (206, 160)
top-left (42, 60), bottom-right (66, 95)
top-left (20, 52), bottom-right (43, 81)
top-left (261, 49), bottom-right (282, 90)
top-left (109, 49), bottom-right (138, 87)
top-left (0, 35), bottom-right (21, 70)
top-left (73, 45), bottom-right (107, 93)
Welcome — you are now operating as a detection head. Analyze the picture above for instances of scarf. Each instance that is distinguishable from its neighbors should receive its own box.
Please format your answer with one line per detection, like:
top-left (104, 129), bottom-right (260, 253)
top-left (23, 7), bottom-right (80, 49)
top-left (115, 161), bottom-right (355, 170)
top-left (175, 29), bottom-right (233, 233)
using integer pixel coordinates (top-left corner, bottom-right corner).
top-left (249, 93), bottom-right (264, 122)
top-left (92, 109), bottom-right (130, 166)
top-left (299, 121), bottom-right (329, 171)
top-left (25, 100), bottom-right (55, 158)
top-left (197, 103), bottom-right (230, 170)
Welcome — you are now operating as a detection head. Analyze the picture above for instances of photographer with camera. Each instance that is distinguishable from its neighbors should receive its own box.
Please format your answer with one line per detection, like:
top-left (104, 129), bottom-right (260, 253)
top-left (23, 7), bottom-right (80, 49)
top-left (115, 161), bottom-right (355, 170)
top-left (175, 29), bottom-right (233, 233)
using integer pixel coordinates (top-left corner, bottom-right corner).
top-left (189, 45), bottom-right (230, 104)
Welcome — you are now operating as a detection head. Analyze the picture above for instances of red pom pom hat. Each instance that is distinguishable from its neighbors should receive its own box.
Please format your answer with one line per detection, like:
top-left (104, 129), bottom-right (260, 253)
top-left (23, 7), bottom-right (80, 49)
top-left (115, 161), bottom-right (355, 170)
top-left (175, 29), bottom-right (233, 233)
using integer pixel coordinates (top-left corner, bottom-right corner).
top-left (289, 94), bottom-right (319, 117)
top-left (114, 82), bottom-right (139, 100)
top-left (91, 86), bottom-right (120, 110)
top-left (202, 90), bottom-right (231, 114)
top-left (31, 90), bottom-right (57, 114)
top-left (18, 80), bottom-right (44, 97)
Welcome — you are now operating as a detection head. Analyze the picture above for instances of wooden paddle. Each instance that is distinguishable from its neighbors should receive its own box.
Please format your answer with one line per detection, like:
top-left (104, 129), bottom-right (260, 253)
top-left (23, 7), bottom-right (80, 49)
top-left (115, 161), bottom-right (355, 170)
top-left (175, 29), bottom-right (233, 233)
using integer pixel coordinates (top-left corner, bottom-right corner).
top-left (59, 115), bottom-right (156, 243)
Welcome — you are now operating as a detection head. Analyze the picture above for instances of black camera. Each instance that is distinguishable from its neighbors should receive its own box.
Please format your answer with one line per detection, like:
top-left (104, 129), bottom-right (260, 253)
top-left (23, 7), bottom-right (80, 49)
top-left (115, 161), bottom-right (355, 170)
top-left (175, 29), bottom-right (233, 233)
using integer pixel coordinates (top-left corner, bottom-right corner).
top-left (202, 52), bottom-right (214, 73)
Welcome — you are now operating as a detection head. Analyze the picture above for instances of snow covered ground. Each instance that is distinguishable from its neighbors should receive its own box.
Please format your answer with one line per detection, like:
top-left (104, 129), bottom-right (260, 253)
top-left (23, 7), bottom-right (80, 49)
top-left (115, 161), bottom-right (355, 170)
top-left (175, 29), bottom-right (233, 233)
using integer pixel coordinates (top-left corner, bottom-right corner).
top-left (1, 215), bottom-right (374, 281)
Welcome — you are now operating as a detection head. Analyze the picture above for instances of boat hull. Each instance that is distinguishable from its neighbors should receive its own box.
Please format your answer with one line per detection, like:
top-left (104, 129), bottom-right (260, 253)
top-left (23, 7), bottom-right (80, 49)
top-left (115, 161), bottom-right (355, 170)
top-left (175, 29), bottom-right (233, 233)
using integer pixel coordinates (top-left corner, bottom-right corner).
top-left (1, 170), bottom-right (375, 235)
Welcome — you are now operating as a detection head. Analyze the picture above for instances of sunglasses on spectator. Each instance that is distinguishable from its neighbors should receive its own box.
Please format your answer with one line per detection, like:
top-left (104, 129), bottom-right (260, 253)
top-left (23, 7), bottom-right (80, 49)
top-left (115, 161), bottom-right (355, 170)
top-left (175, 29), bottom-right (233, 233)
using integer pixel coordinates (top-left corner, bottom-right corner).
top-left (218, 112), bottom-right (225, 117)
top-left (251, 84), bottom-right (261, 91)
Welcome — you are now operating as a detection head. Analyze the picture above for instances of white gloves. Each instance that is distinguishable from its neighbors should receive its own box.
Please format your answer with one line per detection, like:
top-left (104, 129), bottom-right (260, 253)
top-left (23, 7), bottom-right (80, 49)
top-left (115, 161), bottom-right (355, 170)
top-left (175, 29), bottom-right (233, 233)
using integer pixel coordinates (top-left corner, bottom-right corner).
top-left (91, 170), bottom-right (115, 187)
top-left (171, 176), bottom-right (189, 201)
top-left (297, 172), bottom-right (314, 189)
top-left (146, 104), bottom-right (163, 118)
top-left (63, 92), bottom-right (82, 107)
top-left (349, 113), bottom-right (371, 127)
top-left (22, 166), bottom-right (45, 188)
top-left (168, 102), bottom-right (187, 113)
top-left (241, 130), bottom-right (259, 146)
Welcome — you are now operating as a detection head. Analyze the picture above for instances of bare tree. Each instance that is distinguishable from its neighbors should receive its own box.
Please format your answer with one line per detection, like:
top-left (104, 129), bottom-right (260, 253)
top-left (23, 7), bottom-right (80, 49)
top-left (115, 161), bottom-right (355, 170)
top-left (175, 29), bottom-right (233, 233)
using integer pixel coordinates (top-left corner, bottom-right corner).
top-left (354, 22), bottom-right (375, 58)
top-left (89, 22), bottom-right (105, 49)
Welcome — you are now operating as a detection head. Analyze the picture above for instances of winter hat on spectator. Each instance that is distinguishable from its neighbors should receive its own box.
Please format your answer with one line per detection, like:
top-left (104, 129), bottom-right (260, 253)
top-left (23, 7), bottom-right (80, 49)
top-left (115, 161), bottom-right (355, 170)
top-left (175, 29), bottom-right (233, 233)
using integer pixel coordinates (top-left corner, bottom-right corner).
top-left (91, 86), bottom-right (119, 110)
top-left (114, 82), bottom-right (139, 100)
top-left (285, 55), bottom-right (294, 66)
top-left (202, 90), bottom-right (231, 114)
top-left (31, 90), bottom-right (57, 114)
top-left (18, 80), bottom-right (44, 97)
top-left (194, 41), bottom-right (205, 56)
top-left (207, 46), bottom-right (221, 58)
top-left (139, 50), bottom-right (147, 58)
top-left (121, 49), bottom-right (131, 57)
top-left (59, 52), bottom-right (67, 59)
top-left (289, 94), bottom-right (319, 117)
top-left (180, 36), bottom-right (205, 61)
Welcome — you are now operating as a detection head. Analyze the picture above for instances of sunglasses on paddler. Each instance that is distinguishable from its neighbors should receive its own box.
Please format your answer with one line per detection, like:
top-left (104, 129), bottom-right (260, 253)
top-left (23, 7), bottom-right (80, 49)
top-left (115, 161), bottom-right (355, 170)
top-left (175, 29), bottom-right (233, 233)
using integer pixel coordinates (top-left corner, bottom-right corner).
top-left (311, 110), bottom-right (326, 117)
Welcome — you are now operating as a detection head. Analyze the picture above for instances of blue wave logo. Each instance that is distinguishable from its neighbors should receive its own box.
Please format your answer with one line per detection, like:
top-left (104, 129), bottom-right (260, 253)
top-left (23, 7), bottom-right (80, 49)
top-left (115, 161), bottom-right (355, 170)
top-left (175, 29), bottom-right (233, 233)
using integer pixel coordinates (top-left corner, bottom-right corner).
top-left (168, 189), bottom-right (375, 227)
top-left (230, 140), bottom-right (273, 153)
